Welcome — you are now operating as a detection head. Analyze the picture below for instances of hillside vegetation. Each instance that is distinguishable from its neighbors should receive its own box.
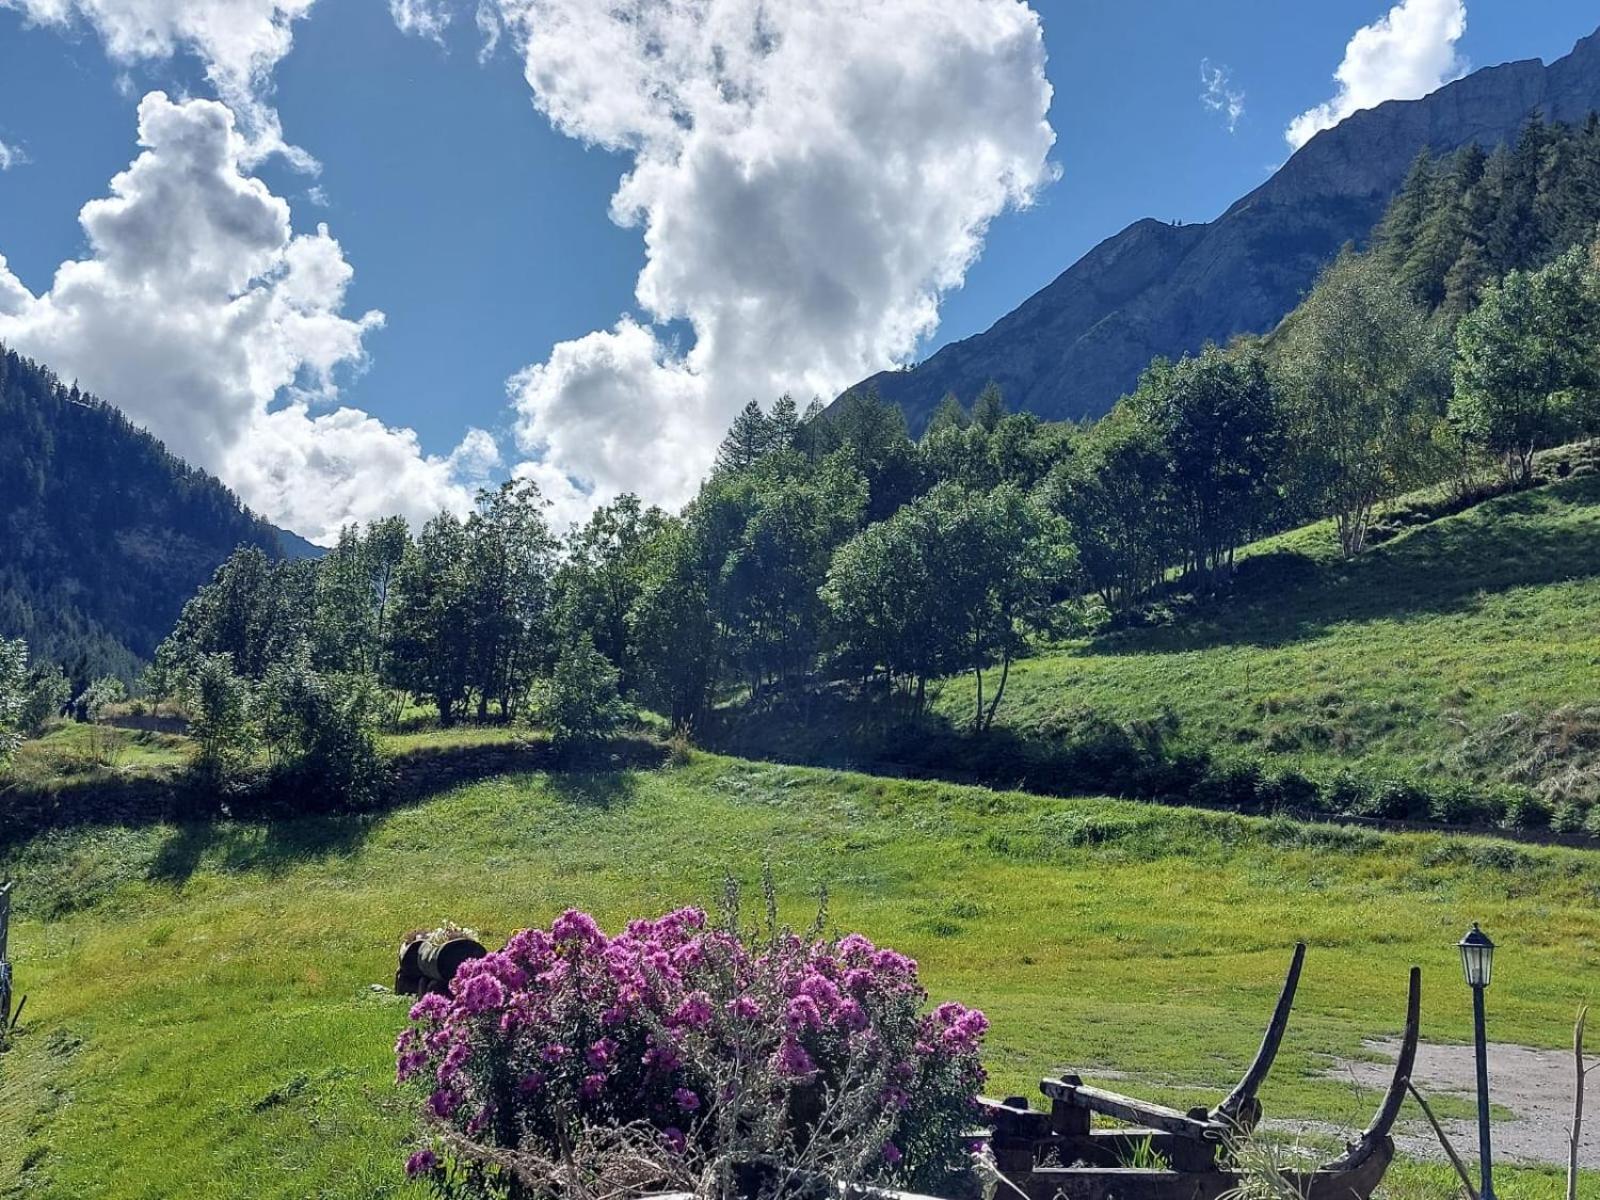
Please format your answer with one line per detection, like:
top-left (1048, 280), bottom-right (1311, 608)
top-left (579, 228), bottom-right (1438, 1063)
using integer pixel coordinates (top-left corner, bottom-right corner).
top-left (933, 469), bottom-right (1600, 808)
top-left (0, 348), bottom-right (297, 683)
top-left (0, 754), bottom-right (1596, 1199)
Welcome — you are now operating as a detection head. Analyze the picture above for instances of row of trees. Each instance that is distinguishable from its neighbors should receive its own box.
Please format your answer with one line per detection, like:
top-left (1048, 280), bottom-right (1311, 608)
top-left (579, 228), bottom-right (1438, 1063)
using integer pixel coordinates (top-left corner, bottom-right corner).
top-left (124, 115), bottom-right (1600, 767)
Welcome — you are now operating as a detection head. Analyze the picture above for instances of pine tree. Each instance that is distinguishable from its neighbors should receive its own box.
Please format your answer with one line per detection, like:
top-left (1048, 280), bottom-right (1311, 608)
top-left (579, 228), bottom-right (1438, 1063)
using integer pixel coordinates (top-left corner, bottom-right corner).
top-left (715, 399), bottom-right (776, 474)
top-left (922, 392), bottom-right (970, 440)
top-left (972, 382), bottom-right (1006, 432)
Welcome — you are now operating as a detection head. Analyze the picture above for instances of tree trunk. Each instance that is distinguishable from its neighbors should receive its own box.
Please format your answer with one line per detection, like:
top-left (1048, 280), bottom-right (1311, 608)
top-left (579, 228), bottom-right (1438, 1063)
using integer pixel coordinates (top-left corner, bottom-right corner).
top-left (982, 652), bottom-right (1012, 733)
top-left (972, 668), bottom-right (984, 733)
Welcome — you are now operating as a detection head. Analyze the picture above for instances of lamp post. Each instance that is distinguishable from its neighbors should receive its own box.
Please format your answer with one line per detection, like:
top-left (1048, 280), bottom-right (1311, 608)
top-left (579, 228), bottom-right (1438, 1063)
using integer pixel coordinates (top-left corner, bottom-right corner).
top-left (1459, 923), bottom-right (1496, 1200)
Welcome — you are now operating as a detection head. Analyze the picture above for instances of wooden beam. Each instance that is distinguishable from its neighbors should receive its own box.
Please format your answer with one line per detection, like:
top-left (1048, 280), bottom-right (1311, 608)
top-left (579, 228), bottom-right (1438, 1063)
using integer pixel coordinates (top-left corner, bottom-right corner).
top-left (1041, 1079), bottom-right (1221, 1140)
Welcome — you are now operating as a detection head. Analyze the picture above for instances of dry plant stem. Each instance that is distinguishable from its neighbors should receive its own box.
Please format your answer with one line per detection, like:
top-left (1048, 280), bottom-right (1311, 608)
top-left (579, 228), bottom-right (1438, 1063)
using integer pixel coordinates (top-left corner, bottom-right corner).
top-left (1405, 1081), bottom-right (1478, 1200)
top-left (1572, 1006), bottom-right (1591, 1200)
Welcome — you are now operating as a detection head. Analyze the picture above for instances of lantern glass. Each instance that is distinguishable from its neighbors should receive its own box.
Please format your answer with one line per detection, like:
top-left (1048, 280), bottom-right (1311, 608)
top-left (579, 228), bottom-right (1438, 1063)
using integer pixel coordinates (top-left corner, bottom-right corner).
top-left (1458, 924), bottom-right (1494, 989)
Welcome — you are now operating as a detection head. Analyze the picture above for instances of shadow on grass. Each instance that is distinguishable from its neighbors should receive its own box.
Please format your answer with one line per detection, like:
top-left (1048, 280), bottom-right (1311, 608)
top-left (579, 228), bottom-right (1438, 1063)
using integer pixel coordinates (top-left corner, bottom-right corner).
top-left (1094, 473), bottom-right (1600, 656)
top-left (0, 733), bottom-right (667, 885)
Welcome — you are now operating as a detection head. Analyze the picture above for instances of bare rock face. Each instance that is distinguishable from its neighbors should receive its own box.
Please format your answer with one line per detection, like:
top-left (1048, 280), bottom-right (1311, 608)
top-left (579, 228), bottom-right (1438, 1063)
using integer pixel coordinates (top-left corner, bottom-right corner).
top-left (847, 28), bottom-right (1600, 432)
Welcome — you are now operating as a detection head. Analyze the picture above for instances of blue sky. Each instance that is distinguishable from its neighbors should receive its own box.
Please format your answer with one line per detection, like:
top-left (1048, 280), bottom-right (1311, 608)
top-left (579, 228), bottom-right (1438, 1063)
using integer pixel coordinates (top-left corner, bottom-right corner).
top-left (0, 1), bottom-right (1596, 539)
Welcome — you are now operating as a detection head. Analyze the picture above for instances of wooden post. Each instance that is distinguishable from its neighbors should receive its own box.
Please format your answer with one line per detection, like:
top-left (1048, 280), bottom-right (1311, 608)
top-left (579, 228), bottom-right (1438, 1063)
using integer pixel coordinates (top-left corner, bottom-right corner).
top-left (1571, 1007), bottom-right (1590, 1200)
top-left (0, 880), bottom-right (13, 1030)
top-left (1048, 1074), bottom-right (1091, 1136)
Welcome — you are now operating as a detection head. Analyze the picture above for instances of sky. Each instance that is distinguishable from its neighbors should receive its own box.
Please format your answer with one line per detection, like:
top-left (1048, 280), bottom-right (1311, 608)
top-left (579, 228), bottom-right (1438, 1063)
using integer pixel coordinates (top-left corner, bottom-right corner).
top-left (0, 0), bottom-right (1596, 543)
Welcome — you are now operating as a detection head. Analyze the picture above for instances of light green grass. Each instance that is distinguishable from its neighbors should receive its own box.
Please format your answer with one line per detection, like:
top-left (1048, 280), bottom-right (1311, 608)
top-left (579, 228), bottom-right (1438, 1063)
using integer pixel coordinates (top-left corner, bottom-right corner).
top-left (932, 474), bottom-right (1600, 789)
top-left (0, 755), bottom-right (1595, 1199)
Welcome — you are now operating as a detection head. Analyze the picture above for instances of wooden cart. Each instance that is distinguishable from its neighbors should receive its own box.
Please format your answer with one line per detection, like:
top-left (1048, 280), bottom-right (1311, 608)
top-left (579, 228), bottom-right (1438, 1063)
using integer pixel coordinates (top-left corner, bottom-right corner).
top-left (978, 945), bottom-right (1421, 1200)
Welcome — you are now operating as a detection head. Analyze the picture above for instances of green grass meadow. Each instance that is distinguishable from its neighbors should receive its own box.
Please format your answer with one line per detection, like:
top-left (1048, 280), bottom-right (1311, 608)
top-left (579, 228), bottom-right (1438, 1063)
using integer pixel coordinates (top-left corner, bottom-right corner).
top-left (1, 755), bottom-right (1595, 1199)
top-left (927, 473), bottom-right (1600, 791)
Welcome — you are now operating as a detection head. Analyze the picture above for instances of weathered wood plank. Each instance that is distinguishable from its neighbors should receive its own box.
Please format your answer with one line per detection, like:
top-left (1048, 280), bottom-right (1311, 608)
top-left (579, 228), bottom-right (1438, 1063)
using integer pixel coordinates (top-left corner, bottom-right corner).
top-left (1041, 1079), bottom-right (1221, 1140)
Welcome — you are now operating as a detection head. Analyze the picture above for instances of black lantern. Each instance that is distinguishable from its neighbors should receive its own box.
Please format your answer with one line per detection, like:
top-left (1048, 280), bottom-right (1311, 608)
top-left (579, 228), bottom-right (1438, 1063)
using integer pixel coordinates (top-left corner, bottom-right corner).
top-left (1458, 922), bottom-right (1494, 989)
top-left (1458, 923), bottom-right (1496, 1200)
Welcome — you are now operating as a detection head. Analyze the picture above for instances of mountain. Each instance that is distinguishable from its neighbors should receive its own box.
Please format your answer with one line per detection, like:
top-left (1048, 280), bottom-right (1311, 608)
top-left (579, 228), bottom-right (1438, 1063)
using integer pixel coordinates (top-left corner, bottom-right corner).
top-left (847, 27), bottom-right (1600, 432)
top-left (0, 345), bottom-right (309, 682)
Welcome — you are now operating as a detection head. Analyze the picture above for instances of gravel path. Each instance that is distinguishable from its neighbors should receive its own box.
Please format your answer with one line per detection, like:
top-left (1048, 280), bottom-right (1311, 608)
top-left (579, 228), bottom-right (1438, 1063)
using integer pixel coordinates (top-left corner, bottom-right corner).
top-left (1328, 1037), bottom-right (1596, 1169)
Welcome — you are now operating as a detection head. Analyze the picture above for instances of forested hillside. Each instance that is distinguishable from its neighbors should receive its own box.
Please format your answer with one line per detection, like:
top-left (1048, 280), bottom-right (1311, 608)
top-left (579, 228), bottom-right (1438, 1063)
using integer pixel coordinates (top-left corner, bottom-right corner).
top-left (848, 28), bottom-right (1600, 430)
top-left (0, 347), bottom-right (298, 683)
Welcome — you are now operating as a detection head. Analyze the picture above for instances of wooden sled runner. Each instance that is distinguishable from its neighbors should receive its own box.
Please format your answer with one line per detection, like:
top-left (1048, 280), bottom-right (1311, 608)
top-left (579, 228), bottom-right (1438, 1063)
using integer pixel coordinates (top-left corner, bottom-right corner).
top-left (978, 945), bottom-right (1421, 1200)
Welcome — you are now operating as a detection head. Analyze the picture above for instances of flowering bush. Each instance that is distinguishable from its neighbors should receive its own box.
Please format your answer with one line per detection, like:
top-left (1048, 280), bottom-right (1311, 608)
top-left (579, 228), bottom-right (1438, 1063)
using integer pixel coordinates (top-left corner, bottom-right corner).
top-left (396, 893), bottom-right (987, 1199)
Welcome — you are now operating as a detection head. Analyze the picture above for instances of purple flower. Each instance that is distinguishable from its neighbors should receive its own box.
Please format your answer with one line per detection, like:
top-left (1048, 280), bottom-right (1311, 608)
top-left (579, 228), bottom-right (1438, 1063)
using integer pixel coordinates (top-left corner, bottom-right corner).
top-left (671, 990), bottom-right (714, 1029)
top-left (660, 1126), bottom-right (687, 1155)
top-left (586, 1037), bottom-right (617, 1068)
top-left (882, 1142), bottom-right (903, 1166)
top-left (541, 1043), bottom-right (568, 1063)
top-left (775, 1037), bottom-right (817, 1079)
top-left (726, 995), bottom-right (762, 1020)
top-left (408, 993), bottom-right (449, 1022)
top-left (580, 1073), bottom-right (607, 1100)
top-left (427, 1088), bottom-right (461, 1119)
top-left (405, 1149), bottom-right (438, 1178)
top-left (552, 909), bottom-right (607, 948)
top-left (673, 1087), bottom-right (701, 1112)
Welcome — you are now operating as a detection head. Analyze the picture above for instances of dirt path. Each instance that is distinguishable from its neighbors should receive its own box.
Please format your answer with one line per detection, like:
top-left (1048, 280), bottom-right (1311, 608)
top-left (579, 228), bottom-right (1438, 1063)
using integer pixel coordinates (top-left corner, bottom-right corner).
top-left (1328, 1037), bottom-right (1595, 1169)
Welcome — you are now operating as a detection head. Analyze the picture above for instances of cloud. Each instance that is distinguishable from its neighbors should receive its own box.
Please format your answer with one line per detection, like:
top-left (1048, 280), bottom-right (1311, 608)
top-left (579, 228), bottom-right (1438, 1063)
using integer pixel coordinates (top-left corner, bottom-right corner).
top-left (0, 0), bottom-right (319, 164)
top-left (389, 0), bottom-right (452, 44)
top-left (488, 0), bottom-right (1056, 519)
top-left (0, 91), bottom-right (486, 543)
top-left (1286, 0), bottom-right (1467, 151)
top-left (0, 138), bottom-right (25, 169)
top-left (1199, 59), bottom-right (1244, 133)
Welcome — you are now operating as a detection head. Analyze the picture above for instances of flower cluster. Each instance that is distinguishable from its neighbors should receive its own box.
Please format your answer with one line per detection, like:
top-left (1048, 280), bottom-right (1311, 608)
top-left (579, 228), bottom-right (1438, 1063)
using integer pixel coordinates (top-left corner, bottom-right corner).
top-left (397, 907), bottom-right (987, 1195)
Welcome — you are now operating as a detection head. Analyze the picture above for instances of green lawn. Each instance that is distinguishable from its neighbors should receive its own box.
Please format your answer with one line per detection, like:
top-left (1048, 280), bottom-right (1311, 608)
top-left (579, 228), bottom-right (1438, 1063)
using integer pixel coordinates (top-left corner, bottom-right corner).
top-left (0, 754), bottom-right (1594, 1199)
top-left (927, 473), bottom-right (1600, 801)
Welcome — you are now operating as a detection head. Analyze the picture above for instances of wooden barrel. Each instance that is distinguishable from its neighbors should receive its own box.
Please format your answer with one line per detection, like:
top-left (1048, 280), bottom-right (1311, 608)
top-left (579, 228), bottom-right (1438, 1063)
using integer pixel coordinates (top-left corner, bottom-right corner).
top-left (395, 934), bottom-right (426, 996)
top-left (418, 935), bottom-right (487, 991)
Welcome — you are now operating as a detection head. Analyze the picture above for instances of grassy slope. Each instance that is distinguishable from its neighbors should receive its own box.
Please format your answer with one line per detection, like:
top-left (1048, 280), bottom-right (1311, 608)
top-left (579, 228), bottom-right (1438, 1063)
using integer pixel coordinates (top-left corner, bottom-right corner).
top-left (1, 755), bottom-right (1596, 1199)
top-left (932, 473), bottom-right (1600, 791)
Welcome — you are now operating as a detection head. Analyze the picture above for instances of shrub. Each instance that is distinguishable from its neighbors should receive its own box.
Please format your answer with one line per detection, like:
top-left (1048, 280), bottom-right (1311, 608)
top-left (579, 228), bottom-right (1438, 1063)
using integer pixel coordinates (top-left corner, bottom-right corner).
top-left (1191, 758), bottom-right (1262, 811)
top-left (1550, 799), bottom-right (1590, 835)
top-left (1259, 768), bottom-right (1320, 815)
top-left (538, 634), bottom-right (628, 753)
top-left (1501, 793), bottom-right (1553, 831)
top-left (397, 897), bottom-right (986, 1199)
top-left (18, 665), bottom-right (70, 736)
top-left (259, 655), bottom-right (387, 809)
top-left (1362, 779), bottom-right (1429, 821)
top-left (0, 638), bottom-right (26, 771)
top-left (185, 653), bottom-right (256, 783)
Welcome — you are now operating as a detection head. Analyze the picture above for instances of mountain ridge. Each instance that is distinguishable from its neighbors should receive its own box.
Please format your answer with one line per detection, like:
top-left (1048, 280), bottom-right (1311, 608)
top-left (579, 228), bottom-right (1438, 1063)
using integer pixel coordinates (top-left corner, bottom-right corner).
top-left (0, 344), bottom-right (315, 680)
top-left (845, 27), bottom-right (1600, 432)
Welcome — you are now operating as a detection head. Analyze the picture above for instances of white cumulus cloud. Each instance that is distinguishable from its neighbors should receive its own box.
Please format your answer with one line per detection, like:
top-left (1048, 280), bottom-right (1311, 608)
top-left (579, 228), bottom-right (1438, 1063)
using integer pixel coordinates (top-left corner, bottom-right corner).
top-left (0, 0), bottom-right (319, 164)
top-left (1286, 0), bottom-right (1467, 151)
top-left (389, 0), bottom-right (452, 44)
top-left (1200, 59), bottom-right (1244, 133)
top-left (0, 91), bottom-right (487, 543)
top-left (0, 138), bottom-right (25, 169)
top-left (488, 0), bottom-right (1057, 519)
